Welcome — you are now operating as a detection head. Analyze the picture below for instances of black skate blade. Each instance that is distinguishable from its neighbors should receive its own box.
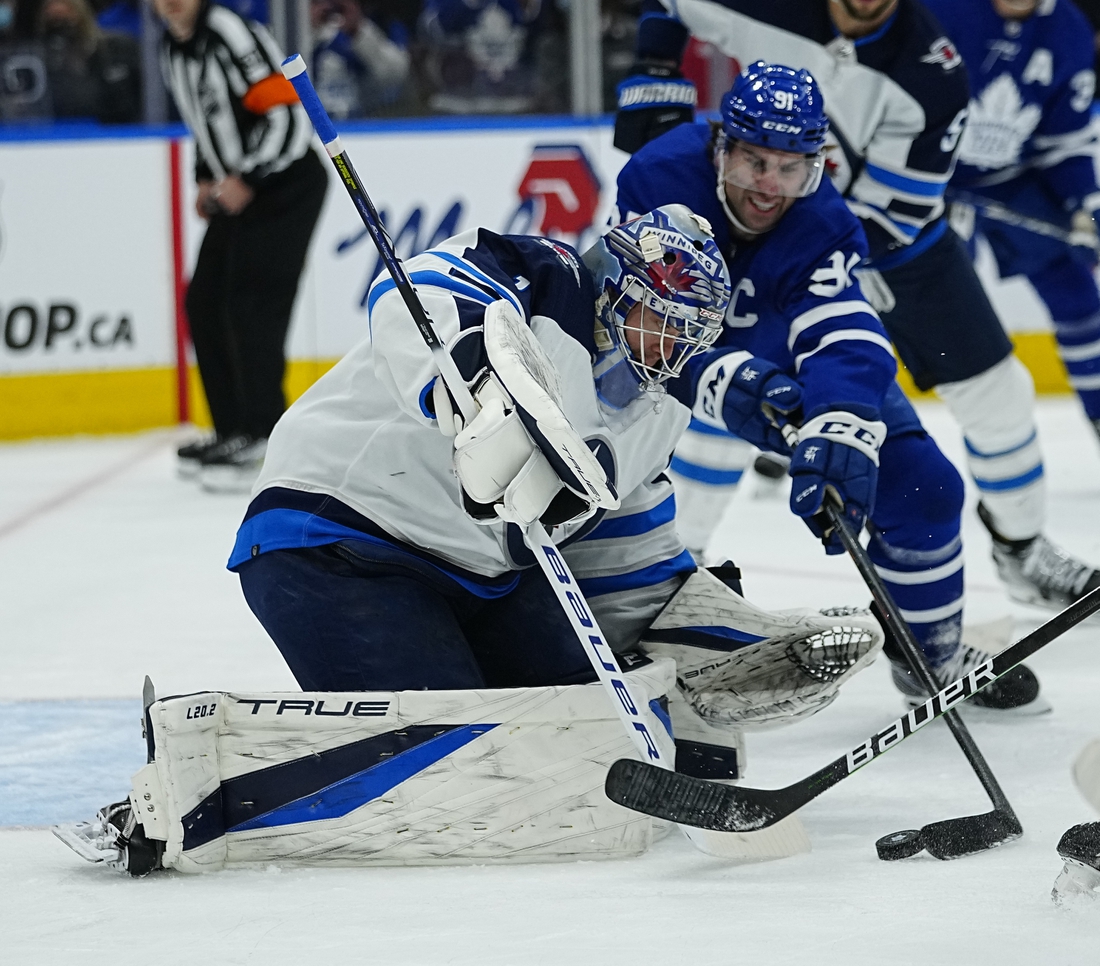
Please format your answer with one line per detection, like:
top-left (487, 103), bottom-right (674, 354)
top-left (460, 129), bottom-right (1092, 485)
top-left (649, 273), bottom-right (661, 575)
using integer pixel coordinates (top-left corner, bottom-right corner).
top-left (921, 809), bottom-right (1023, 860)
top-left (605, 759), bottom-right (780, 832)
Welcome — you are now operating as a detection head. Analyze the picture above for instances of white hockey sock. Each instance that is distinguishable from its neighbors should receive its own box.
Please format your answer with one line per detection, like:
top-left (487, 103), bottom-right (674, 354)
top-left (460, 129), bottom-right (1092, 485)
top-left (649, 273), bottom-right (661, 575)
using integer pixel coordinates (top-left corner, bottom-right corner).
top-left (669, 421), bottom-right (754, 557)
top-left (937, 355), bottom-right (1046, 541)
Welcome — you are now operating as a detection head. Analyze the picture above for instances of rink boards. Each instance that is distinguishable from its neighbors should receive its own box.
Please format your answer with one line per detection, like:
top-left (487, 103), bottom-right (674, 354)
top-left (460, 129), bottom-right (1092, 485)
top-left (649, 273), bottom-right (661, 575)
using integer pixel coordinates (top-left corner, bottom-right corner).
top-left (0, 120), bottom-right (1076, 440)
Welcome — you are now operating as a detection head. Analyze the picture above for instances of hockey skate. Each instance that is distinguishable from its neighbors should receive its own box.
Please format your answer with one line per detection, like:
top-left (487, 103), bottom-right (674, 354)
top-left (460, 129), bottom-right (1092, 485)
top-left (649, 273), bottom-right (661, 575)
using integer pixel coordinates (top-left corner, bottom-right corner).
top-left (1052, 823), bottom-right (1100, 904)
top-left (889, 641), bottom-right (1048, 716)
top-left (53, 799), bottom-right (164, 877)
top-left (176, 434), bottom-right (220, 479)
top-left (979, 502), bottom-right (1100, 610)
top-left (199, 434), bottom-right (267, 493)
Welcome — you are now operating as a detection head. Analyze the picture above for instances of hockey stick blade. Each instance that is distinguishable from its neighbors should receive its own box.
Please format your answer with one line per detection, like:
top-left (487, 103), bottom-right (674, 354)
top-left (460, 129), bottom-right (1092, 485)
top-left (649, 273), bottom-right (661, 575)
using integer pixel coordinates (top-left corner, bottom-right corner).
top-left (920, 809), bottom-right (1022, 860)
top-left (606, 586), bottom-right (1100, 831)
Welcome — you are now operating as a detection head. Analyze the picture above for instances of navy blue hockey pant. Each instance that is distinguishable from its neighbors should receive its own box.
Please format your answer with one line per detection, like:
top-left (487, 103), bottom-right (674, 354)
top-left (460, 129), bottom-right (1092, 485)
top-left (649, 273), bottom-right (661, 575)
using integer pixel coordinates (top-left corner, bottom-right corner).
top-left (862, 389), bottom-right (967, 667)
top-left (238, 539), bottom-right (600, 692)
top-left (878, 226), bottom-right (1013, 391)
top-left (969, 174), bottom-right (1100, 421)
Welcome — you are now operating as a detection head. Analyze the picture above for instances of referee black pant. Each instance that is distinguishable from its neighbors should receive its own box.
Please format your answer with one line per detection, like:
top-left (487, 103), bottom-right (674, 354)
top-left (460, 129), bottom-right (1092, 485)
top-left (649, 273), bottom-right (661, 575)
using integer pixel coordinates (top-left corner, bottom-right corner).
top-left (185, 150), bottom-right (328, 441)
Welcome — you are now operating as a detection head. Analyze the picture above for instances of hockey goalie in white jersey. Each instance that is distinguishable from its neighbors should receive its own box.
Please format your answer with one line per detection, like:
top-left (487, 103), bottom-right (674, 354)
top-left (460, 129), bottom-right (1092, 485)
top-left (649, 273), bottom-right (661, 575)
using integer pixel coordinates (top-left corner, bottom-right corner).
top-left (56, 206), bottom-right (883, 874)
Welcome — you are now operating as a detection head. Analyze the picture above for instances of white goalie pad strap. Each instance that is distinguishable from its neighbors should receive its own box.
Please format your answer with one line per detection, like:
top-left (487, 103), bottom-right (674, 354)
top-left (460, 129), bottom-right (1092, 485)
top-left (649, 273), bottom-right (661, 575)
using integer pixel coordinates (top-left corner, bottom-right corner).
top-left (132, 659), bottom-right (676, 872)
top-left (798, 410), bottom-right (888, 467)
top-left (642, 569), bottom-right (883, 729)
top-left (483, 299), bottom-right (619, 510)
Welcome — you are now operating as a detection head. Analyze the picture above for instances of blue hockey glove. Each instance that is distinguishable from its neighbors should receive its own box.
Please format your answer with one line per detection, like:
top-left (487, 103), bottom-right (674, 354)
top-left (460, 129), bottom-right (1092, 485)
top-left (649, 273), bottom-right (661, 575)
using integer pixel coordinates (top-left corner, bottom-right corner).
top-left (716, 354), bottom-right (803, 453)
top-left (788, 410), bottom-right (886, 554)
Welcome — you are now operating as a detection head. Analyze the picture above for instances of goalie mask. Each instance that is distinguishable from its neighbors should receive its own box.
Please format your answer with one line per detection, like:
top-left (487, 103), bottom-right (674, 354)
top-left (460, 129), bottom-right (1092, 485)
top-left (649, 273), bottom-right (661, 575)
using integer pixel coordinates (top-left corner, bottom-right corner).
top-left (583, 204), bottom-right (731, 392)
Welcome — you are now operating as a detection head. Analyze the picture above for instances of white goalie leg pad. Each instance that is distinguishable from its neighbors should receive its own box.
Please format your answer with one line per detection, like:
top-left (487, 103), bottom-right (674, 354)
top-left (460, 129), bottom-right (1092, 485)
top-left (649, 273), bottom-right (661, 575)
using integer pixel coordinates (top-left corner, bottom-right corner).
top-left (936, 354), bottom-right (1046, 540)
top-left (130, 659), bottom-right (676, 872)
top-left (641, 569), bottom-right (883, 729)
top-left (483, 299), bottom-right (618, 510)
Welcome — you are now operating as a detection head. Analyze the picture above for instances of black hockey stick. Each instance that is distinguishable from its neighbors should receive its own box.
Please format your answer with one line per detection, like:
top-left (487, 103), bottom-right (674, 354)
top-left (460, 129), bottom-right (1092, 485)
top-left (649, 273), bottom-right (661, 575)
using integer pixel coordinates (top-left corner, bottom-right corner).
top-left (606, 584), bottom-right (1100, 840)
top-left (946, 187), bottom-right (1098, 251)
top-left (821, 500), bottom-right (1021, 859)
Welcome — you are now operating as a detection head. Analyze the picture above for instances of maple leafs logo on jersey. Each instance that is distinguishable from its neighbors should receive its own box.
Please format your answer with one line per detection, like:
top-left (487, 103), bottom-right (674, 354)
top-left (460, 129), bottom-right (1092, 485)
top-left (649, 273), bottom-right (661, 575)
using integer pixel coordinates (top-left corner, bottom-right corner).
top-left (921, 37), bottom-right (962, 71)
top-left (958, 73), bottom-right (1042, 170)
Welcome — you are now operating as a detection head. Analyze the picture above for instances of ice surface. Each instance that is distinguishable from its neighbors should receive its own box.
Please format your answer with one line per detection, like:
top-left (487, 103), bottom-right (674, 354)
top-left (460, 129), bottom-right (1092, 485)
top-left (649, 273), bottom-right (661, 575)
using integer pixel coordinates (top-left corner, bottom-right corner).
top-left (2, 400), bottom-right (1099, 964)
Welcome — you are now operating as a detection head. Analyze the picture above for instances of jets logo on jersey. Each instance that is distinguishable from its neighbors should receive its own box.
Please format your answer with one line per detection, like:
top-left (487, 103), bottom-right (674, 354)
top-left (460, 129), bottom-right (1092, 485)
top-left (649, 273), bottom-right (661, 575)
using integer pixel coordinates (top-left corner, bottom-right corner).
top-left (921, 37), bottom-right (962, 71)
top-left (809, 251), bottom-right (861, 298)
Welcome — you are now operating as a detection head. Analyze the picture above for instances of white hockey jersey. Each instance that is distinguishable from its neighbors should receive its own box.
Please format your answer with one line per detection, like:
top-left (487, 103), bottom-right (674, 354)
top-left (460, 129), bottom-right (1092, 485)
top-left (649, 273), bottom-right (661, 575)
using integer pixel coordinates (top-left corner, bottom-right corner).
top-left (229, 229), bottom-right (699, 641)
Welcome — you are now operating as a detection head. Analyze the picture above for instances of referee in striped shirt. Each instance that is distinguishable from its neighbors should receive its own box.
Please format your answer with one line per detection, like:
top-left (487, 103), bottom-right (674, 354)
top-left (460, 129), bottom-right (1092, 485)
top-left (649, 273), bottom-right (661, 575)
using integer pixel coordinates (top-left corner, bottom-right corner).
top-left (155, 0), bottom-right (328, 491)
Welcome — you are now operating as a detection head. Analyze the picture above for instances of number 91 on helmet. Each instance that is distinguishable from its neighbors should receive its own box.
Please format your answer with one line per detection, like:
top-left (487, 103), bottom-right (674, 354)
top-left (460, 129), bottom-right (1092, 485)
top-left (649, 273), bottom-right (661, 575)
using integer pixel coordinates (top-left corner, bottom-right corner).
top-left (718, 60), bottom-right (830, 200)
top-left (582, 204), bottom-right (732, 391)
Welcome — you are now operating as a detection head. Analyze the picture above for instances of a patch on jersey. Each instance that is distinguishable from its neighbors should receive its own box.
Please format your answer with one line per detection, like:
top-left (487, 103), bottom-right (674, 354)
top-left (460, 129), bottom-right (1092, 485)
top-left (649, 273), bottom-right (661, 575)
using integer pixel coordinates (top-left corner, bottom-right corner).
top-left (534, 237), bottom-right (582, 286)
top-left (921, 37), bottom-right (962, 71)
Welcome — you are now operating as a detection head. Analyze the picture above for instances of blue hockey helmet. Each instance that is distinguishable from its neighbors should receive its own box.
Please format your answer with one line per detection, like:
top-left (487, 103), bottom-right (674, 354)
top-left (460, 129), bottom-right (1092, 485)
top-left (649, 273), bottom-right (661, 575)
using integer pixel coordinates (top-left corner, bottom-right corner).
top-left (721, 61), bottom-right (829, 154)
top-left (582, 204), bottom-right (731, 391)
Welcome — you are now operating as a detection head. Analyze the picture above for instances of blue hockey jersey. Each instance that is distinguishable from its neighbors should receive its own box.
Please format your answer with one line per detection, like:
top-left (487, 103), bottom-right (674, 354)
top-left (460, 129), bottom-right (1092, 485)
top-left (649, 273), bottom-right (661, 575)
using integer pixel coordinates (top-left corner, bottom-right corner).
top-left (923, 0), bottom-right (1099, 210)
top-left (617, 122), bottom-right (897, 421)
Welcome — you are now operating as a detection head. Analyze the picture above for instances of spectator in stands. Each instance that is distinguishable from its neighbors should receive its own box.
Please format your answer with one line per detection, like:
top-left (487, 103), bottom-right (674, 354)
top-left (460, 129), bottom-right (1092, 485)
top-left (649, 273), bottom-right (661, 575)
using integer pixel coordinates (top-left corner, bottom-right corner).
top-left (311, 0), bottom-right (410, 118)
top-left (36, 0), bottom-right (141, 122)
top-left (418, 0), bottom-right (553, 113)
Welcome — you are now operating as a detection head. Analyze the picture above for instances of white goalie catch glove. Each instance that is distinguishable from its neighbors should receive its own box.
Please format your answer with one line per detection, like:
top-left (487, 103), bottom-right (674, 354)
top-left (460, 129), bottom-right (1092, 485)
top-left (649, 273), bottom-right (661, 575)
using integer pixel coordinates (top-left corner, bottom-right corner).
top-left (443, 300), bottom-right (620, 528)
top-left (642, 569), bottom-right (884, 729)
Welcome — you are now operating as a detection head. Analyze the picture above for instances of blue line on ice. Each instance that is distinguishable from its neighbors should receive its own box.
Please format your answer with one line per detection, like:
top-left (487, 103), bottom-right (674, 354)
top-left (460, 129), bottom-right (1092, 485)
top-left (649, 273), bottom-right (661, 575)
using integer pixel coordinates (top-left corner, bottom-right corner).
top-left (0, 700), bottom-right (147, 826)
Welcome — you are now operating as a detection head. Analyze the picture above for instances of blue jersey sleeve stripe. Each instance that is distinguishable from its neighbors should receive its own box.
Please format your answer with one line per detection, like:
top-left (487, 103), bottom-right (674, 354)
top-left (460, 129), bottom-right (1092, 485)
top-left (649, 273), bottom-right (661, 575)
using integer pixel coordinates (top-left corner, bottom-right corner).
top-left (431, 252), bottom-right (524, 316)
top-left (577, 549), bottom-right (696, 597)
top-left (864, 162), bottom-right (948, 198)
top-left (367, 270), bottom-right (494, 317)
top-left (585, 494), bottom-right (676, 540)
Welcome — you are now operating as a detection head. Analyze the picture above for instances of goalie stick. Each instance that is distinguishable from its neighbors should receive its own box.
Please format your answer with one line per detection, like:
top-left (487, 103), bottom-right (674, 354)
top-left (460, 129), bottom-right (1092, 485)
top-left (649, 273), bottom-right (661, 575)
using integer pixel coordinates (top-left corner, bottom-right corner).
top-left (606, 584), bottom-right (1100, 840)
top-left (280, 56), bottom-right (810, 861)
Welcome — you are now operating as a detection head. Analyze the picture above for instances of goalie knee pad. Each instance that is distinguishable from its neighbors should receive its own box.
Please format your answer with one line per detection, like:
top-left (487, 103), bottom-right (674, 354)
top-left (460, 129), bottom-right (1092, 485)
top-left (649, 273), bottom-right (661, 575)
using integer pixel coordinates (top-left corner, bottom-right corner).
top-left (641, 569), bottom-right (883, 729)
top-left (97, 659), bottom-right (676, 873)
top-left (936, 355), bottom-right (1045, 540)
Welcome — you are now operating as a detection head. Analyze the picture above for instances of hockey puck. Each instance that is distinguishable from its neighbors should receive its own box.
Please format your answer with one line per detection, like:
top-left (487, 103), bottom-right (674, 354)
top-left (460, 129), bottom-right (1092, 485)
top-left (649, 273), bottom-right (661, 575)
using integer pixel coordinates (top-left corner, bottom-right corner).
top-left (876, 829), bottom-right (925, 861)
top-left (753, 453), bottom-right (789, 480)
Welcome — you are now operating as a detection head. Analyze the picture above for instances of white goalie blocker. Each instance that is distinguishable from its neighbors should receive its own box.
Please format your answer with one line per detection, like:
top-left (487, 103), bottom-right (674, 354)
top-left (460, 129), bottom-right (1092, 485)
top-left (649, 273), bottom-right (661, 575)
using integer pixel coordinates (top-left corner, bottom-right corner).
top-left (642, 569), bottom-right (885, 729)
top-left (91, 658), bottom-right (676, 873)
top-left (444, 299), bottom-right (619, 527)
